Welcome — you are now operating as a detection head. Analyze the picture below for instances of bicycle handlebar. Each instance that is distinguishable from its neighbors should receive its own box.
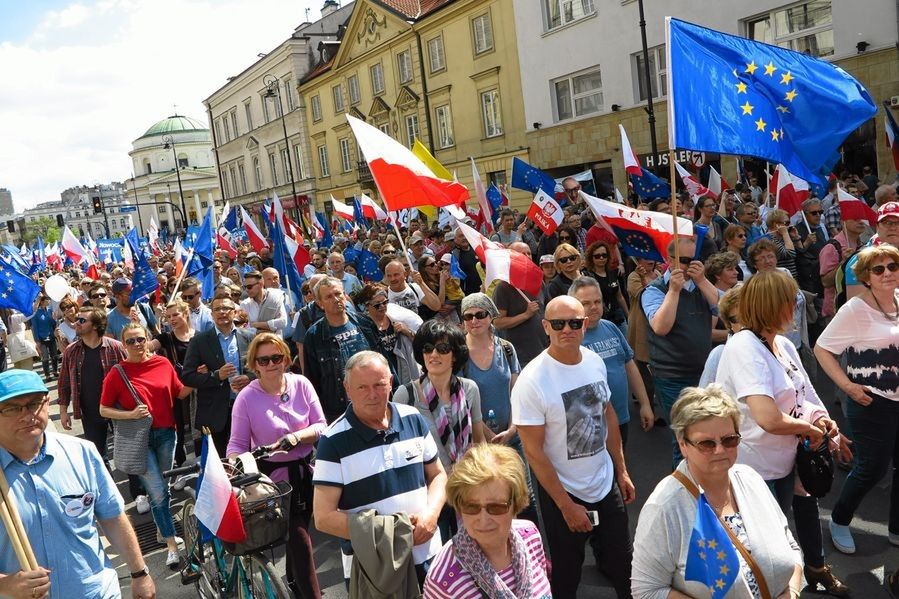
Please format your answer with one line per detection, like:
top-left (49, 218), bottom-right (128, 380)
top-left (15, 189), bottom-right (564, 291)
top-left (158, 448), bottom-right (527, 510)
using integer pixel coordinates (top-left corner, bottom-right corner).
top-left (163, 463), bottom-right (201, 479)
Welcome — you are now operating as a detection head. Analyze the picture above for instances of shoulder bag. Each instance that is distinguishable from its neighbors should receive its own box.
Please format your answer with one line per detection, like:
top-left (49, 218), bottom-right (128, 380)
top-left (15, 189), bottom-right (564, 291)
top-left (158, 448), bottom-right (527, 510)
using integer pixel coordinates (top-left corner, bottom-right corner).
top-left (111, 364), bottom-right (153, 475)
top-left (673, 470), bottom-right (772, 599)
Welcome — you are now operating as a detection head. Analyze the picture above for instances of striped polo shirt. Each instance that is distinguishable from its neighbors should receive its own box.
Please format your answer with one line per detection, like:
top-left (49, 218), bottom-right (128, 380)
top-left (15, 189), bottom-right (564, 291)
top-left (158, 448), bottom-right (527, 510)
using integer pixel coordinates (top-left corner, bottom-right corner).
top-left (313, 402), bottom-right (442, 564)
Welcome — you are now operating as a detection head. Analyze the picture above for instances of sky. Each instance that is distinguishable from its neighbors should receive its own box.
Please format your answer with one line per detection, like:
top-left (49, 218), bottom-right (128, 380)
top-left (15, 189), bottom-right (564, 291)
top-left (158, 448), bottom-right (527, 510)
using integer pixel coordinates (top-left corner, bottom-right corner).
top-left (0, 0), bottom-right (329, 212)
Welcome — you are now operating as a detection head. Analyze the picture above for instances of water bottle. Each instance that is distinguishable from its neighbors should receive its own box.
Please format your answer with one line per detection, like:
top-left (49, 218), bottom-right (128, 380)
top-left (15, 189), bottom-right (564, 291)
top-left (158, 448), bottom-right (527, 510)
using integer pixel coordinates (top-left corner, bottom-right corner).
top-left (486, 409), bottom-right (499, 433)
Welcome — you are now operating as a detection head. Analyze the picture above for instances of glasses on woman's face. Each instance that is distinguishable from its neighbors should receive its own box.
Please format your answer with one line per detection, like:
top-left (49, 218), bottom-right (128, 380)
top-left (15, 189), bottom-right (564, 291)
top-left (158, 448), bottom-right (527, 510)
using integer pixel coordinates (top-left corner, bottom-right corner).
top-left (91, 293), bottom-right (107, 300)
top-left (558, 236), bottom-right (572, 242)
top-left (124, 337), bottom-right (147, 346)
top-left (425, 262), bottom-right (438, 268)
top-left (256, 354), bottom-right (285, 366)
top-left (76, 317), bottom-right (89, 324)
top-left (870, 262), bottom-right (899, 276)
top-left (685, 433), bottom-right (741, 453)
top-left (735, 233), bottom-right (746, 239)
top-left (369, 299), bottom-right (389, 310)
top-left (462, 310), bottom-right (489, 321)
top-left (421, 342), bottom-right (452, 355)
top-left (557, 254), bottom-right (578, 265)
top-left (459, 500), bottom-right (512, 516)
top-left (593, 252), bottom-right (609, 261)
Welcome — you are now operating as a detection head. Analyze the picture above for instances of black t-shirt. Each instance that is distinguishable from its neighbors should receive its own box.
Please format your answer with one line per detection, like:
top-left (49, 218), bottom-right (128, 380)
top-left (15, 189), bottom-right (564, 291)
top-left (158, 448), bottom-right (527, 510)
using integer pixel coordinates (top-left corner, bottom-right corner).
top-left (454, 247), bottom-right (481, 295)
top-left (588, 270), bottom-right (626, 324)
top-left (377, 322), bottom-right (399, 372)
top-left (80, 344), bottom-right (105, 418)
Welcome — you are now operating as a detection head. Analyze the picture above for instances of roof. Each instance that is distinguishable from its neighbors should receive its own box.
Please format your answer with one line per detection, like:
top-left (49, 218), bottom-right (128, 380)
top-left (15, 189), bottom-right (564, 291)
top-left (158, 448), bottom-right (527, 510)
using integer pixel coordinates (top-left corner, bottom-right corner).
top-left (301, 55), bottom-right (336, 84)
top-left (138, 115), bottom-right (209, 139)
top-left (374, 0), bottom-right (453, 19)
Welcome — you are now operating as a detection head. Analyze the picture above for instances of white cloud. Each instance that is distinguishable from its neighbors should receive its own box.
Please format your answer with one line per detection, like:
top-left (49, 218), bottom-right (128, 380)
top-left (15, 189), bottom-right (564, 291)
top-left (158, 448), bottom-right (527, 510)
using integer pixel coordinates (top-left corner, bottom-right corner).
top-left (0, 0), bottom-right (325, 211)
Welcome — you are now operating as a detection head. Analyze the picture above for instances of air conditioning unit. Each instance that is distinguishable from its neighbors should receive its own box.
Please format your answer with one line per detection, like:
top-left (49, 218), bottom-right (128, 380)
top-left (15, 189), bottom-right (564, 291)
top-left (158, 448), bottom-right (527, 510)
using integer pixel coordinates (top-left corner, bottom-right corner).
top-left (891, 95), bottom-right (899, 107)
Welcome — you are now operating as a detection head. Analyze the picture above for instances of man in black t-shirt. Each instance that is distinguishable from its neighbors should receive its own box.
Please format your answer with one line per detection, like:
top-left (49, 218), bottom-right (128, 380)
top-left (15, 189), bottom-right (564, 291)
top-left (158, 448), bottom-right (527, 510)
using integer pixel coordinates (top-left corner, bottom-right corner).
top-left (452, 228), bottom-right (482, 295)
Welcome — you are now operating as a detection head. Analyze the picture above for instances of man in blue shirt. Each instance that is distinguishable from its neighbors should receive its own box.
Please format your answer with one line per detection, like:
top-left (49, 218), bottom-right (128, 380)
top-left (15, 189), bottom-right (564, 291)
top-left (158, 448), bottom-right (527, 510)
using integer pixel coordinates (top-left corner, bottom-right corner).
top-left (105, 278), bottom-right (158, 341)
top-left (0, 369), bottom-right (155, 598)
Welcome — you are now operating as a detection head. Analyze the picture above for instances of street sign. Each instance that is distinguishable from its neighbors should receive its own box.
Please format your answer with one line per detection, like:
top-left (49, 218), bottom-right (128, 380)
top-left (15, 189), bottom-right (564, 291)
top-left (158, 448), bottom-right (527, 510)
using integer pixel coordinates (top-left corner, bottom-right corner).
top-left (119, 205), bottom-right (137, 212)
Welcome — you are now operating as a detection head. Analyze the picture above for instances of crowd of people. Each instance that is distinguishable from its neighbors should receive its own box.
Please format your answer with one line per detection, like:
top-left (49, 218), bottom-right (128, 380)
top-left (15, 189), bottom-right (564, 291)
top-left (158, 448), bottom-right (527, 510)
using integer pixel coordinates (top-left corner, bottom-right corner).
top-left (0, 168), bottom-right (898, 599)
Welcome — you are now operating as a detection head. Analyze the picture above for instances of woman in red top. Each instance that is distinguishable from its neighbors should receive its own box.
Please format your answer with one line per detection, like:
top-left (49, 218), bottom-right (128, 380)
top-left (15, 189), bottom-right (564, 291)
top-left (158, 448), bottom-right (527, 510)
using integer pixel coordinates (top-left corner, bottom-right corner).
top-left (100, 322), bottom-right (192, 569)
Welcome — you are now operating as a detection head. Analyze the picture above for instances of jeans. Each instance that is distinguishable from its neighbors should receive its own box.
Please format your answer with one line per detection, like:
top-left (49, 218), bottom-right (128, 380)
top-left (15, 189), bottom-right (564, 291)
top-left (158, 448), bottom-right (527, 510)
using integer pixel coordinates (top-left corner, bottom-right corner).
top-left (81, 414), bottom-right (110, 463)
top-left (653, 376), bottom-right (699, 470)
top-left (138, 427), bottom-right (177, 540)
top-left (767, 472), bottom-right (825, 568)
top-left (38, 337), bottom-right (58, 378)
top-left (832, 393), bottom-right (899, 534)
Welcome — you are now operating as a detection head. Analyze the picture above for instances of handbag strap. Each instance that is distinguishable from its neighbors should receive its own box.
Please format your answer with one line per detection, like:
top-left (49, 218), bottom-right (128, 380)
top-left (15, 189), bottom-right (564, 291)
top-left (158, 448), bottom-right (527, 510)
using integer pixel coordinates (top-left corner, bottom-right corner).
top-left (113, 364), bottom-right (145, 407)
top-left (672, 470), bottom-right (772, 599)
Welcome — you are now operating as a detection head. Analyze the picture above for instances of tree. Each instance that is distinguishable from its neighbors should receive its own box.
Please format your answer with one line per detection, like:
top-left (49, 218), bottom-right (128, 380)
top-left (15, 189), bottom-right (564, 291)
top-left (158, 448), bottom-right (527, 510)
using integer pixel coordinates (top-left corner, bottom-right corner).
top-left (21, 217), bottom-right (61, 245)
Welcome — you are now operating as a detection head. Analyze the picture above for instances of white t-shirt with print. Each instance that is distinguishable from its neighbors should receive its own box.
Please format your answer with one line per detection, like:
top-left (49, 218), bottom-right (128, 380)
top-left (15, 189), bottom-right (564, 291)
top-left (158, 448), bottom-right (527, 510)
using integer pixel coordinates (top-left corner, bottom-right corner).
top-left (512, 347), bottom-right (613, 503)
top-left (715, 330), bottom-right (828, 480)
top-left (388, 283), bottom-right (425, 312)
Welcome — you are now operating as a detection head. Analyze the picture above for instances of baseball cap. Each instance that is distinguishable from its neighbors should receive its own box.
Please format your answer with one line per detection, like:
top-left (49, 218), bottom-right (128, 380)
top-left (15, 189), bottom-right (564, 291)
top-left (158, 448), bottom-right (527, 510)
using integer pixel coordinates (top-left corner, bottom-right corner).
top-left (878, 202), bottom-right (899, 222)
top-left (111, 277), bottom-right (132, 294)
top-left (0, 370), bottom-right (48, 404)
top-left (440, 253), bottom-right (453, 265)
top-left (410, 232), bottom-right (424, 244)
top-left (539, 254), bottom-right (555, 265)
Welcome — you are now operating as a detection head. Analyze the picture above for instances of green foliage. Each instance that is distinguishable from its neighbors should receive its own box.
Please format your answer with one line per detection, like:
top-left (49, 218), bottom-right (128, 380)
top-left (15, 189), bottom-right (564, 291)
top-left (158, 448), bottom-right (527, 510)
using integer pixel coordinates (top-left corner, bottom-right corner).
top-left (21, 217), bottom-right (60, 244)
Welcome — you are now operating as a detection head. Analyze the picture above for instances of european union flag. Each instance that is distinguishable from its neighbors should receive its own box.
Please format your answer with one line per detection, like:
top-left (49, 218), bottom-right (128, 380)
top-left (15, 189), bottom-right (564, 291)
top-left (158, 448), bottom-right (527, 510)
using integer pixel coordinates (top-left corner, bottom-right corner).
top-left (668, 18), bottom-right (876, 186)
top-left (447, 254), bottom-right (466, 280)
top-left (511, 157), bottom-right (557, 196)
top-left (223, 205), bottom-right (238, 233)
top-left (356, 248), bottom-right (383, 282)
top-left (343, 246), bottom-right (360, 266)
top-left (684, 494), bottom-right (740, 599)
top-left (0, 259), bottom-right (40, 315)
top-left (271, 217), bottom-right (303, 306)
top-left (125, 228), bottom-right (159, 304)
top-left (630, 167), bottom-right (672, 199)
top-left (352, 197), bottom-right (366, 224)
top-left (486, 184), bottom-right (504, 225)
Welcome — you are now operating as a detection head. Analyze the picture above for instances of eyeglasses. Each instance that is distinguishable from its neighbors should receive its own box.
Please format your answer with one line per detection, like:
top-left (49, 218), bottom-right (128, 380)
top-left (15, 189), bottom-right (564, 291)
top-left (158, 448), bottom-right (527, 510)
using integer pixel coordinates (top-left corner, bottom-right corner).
top-left (558, 255), bottom-right (579, 265)
top-left (558, 236), bottom-right (572, 242)
top-left (90, 293), bottom-right (107, 299)
top-left (369, 300), bottom-right (389, 310)
top-left (0, 398), bottom-right (49, 418)
top-left (593, 253), bottom-right (609, 260)
top-left (244, 282), bottom-right (259, 290)
top-left (230, 292), bottom-right (242, 299)
top-left (684, 433), bottom-right (742, 453)
top-left (807, 210), bottom-right (824, 216)
top-left (256, 354), bottom-right (285, 366)
top-left (735, 233), bottom-right (746, 239)
top-left (459, 501), bottom-right (512, 516)
top-left (421, 342), bottom-right (453, 355)
top-left (181, 293), bottom-right (197, 301)
top-left (76, 317), bottom-right (89, 324)
top-left (213, 305), bottom-right (235, 312)
top-left (462, 310), bottom-right (490, 321)
top-left (564, 188), bottom-right (580, 194)
top-left (870, 262), bottom-right (899, 275)
top-left (547, 318), bottom-right (585, 331)
top-left (124, 337), bottom-right (147, 346)
top-left (381, 250), bottom-right (396, 255)
top-left (678, 257), bottom-right (693, 265)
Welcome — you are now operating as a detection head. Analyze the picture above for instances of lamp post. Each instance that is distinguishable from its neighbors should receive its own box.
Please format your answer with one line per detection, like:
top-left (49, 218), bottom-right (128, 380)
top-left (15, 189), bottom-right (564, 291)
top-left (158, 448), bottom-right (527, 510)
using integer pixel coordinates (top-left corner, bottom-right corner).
top-left (637, 0), bottom-right (659, 172)
top-left (263, 74), bottom-right (302, 227)
top-left (161, 133), bottom-right (188, 232)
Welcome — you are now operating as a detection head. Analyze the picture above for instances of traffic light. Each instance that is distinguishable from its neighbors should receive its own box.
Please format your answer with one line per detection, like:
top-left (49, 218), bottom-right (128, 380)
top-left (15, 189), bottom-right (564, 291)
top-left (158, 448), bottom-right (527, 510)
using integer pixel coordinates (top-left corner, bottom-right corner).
top-left (92, 196), bottom-right (102, 214)
top-left (56, 214), bottom-right (64, 227)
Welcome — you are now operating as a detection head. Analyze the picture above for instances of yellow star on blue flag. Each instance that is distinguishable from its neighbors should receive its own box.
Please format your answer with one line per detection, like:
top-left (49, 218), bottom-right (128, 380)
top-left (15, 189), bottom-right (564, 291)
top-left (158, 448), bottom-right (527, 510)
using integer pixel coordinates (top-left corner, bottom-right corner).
top-left (684, 494), bottom-right (740, 599)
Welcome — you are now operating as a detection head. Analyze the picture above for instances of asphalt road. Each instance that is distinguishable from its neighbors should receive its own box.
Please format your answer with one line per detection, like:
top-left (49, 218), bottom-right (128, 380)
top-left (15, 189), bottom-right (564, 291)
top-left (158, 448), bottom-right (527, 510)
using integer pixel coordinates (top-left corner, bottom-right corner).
top-left (40, 364), bottom-right (896, 598)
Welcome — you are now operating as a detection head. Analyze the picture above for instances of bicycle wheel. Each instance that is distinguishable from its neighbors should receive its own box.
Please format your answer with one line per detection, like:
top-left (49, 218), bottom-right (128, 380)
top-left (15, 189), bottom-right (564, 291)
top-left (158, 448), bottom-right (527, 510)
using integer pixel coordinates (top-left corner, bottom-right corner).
top-left (181, 498), bottom-right (225, 598)
top-left (237, 553), bottom-right (291, 599)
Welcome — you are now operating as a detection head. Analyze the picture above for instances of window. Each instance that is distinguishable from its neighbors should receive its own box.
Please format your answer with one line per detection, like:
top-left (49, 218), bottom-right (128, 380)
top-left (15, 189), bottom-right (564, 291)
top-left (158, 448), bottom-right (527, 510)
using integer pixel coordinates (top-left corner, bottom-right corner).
top-left (294, 145), bottom-right (305, 179)
top-left (215, 121), bottom-right (223, 145)
top-left (480, 90), bottom-right (503, 137)
top-left (222, 117), bottom-right (231, 142)
top-left (273, 93), bottom-right (283, 118)
top-left (397, 50), bottom-right (413, 84)
top-left (318, 145), bottom-right (330, 177)
top-left (339, 138), bottom-right (352, 172)
top-left (229, 167), bottom-right (238, 198)
top-left (238, 163), bottom-right (247, 194)
top-left (634, 45), bottom-right (666, 101)
top-left (370, 63), bottom-right (385, 95)
top-left (244, 100), bottom-right (254, 130)
top-left (435, 105), bottom-right (454, 148)
top-left (488, 171), bottom-right (507, 188)
top-left (746, 1), bottom-right (833, 57)
top-left (262, 94), bottom-right (271, 122)
top-left (311, 95), bottom-right (322, 121)
top-left (379, 123), bottom-right (391, 137)
top-left (553, 68), bottom-right (603, 121)
top-left (348, 75), bottom-right (361, 105)
top-left (120, 218), bottom-right (126, 229)
top-left (281, 148), bottom-right (292, 181)
top-left (544, 0), bottom-right (595, 30)
top-left (201, 201), bottom-right (208, 209)
top-left (332, 84), bottom-right (344, 113)
top-left (405, 114), bottom-right (420, 148)
top-left (254, 157), bottom-right (262, 190)
top-left (472, 14), bottom-right (494, 54)
top-left (427, 37), bottom-right (445, 73)
top-left (284, 78), bottom-right (295, 111)
top-left (177, 154), bottom-right (188, 168)
top-left (269, 153), bottom-right (279, 186)
top-left (230, 110), bottom-right (239, 137)
top-left (221, 169), bottom-right (231, 197)
top-left (159, 205), bottom-right (167, 214)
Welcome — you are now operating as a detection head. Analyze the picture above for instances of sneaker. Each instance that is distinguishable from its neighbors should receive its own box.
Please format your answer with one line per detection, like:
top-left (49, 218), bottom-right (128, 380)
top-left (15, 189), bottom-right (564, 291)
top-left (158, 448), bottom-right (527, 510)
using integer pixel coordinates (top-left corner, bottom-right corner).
top-left (135, 495), bottom-right (150, 515)
top-left (829, 520), bottom-right (856, 554)
top-left (166, 549), bottom-right (181, 570)
top-left (804, 564), bottom-right (850, 597)
top-left (156, 532), bottom-right (184, 546)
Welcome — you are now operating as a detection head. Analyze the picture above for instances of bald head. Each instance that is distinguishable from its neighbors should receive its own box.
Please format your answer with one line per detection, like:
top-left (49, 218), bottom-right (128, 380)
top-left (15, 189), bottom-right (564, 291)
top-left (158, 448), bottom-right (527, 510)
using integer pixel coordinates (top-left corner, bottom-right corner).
top-left (509, 241), bottom-right (531, 258)
top-left (545, 295), bottom-right (585, 319)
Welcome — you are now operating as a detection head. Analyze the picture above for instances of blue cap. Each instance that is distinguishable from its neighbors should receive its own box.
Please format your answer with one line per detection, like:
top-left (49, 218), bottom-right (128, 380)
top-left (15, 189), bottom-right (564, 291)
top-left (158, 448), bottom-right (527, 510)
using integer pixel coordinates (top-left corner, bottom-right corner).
top-left (0, 370), bottom-right (49, 403)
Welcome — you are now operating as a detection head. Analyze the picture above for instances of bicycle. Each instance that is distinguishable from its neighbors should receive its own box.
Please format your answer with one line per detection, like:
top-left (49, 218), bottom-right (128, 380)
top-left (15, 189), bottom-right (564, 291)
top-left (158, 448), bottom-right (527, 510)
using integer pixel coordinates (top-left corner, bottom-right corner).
top-left (164, 444), bottom-right (292, 599)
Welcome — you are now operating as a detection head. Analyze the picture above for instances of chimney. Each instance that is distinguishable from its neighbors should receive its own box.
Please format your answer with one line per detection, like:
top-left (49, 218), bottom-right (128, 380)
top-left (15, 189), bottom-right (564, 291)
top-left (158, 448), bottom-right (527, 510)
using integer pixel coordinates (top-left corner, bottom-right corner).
top-left (321, 0), bottom-right (339, 17)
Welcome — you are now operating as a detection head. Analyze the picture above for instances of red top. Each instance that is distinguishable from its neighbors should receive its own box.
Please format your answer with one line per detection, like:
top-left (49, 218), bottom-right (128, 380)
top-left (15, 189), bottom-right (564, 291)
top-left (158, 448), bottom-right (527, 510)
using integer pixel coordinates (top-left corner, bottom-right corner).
top-left (100, 354), bottom-right (183, 429)
top-left (585, 224), bottom-right (621, 270)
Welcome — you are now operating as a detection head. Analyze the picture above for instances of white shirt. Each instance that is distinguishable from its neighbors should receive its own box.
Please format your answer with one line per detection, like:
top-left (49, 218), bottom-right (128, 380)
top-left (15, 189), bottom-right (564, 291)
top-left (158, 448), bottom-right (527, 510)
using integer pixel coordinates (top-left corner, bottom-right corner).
top-left (387, 283), bottom-right (425, 312)
top-left (240, 289), bottom-right (288, 334)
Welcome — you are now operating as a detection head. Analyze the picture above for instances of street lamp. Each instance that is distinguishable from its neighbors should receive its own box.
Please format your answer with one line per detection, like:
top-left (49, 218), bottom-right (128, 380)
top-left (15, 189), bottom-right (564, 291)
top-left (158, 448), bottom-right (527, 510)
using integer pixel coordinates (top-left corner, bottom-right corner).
top-left (161, 133), bottom-right (188, 231)
top-left (263, 74), bottom-right (302, 226)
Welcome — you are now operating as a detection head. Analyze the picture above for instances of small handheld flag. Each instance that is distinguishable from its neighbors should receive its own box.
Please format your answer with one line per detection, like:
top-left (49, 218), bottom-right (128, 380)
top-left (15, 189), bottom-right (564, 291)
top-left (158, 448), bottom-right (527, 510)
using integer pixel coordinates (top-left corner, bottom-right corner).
top-left (683, 494), bottom-right (740, 599)
top-left (527, 190), bottom-right (564, 235)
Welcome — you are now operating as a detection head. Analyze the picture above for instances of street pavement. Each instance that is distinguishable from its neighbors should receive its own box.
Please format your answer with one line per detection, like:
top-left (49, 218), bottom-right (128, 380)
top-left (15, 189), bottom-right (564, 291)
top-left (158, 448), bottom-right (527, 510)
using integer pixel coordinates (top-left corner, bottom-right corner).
top-left (37, 363), bottom-right (897, 598)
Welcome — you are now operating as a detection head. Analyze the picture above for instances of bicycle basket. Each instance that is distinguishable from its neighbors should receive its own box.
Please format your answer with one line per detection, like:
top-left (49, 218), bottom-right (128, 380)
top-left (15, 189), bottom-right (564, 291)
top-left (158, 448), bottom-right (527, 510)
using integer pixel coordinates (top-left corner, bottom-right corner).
top-left (223, 479), bottom-right (293, 556)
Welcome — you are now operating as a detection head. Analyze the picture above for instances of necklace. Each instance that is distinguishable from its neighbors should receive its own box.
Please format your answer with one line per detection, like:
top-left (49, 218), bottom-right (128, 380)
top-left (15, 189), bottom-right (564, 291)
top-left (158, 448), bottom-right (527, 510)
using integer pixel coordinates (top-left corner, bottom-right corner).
top-left (869, 290), bottom-right (899, 323)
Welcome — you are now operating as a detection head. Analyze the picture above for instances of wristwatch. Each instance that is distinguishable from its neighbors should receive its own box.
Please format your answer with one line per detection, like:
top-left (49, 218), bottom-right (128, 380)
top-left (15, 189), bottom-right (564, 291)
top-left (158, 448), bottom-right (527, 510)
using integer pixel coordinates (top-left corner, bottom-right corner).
top-left (130, 565), bottom-right (150, 579)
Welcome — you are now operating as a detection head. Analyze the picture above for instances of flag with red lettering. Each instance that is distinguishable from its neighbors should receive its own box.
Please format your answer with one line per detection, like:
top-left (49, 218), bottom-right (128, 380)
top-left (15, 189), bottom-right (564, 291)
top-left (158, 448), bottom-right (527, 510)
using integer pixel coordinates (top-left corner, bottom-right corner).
top-left (675, 161), bottom-right (715, 199)
top-left (526, 190), bottom-right (564, 235)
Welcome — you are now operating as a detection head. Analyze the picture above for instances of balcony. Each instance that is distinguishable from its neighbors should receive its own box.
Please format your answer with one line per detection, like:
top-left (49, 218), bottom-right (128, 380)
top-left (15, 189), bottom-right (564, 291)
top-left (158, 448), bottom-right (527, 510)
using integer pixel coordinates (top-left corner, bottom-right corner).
top-left (357, 160), bottom-right (373, 184)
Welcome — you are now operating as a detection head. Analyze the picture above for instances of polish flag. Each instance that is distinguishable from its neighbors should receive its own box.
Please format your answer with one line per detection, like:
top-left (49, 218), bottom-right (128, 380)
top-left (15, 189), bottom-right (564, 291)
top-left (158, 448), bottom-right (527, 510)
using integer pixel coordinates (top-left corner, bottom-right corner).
top-left (284, 233), bottom-right (311, 273)
top-left (217, 229), bottom-right (238, 259)
top-left (707, 165), bottom-right (731, 198)
top-left (195, 435), bottom-right (246, 544)
top-left (147, 218), bottom-right (161, 255)
top-left (769, 164), bottom-right (810, 216)
top-left (241, 207), bottom-right (269, 253)
top-left (173, 238), bottom-right (185, 278)
top-left (471, 159), bottom-right (494, 234)
top-left (838, 186), bottom-right (878, 226)
top-left (330, 196), bottom-right (355, 221)
top-left (527, 190), bottom-right (564, 235)
top-left (454, 219), bottom-right (543, 296)
top-left (675, 161), bottom-right (716, 199)
top-left (359, 194), bottom-right (388, 220)
top-left (347, 114), bottom-right (468, 210)
top-left (619, 125), bottom-right (643, 176)
top-left (61, 226), bottom-right (94, 265)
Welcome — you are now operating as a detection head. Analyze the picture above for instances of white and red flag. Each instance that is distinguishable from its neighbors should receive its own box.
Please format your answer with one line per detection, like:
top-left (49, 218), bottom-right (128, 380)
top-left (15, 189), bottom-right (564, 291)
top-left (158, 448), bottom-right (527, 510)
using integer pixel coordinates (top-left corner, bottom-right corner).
top-left (330, 196), bottom-right (355, 221)
top-left (707, 165), bottom-right (731, 198)
top-left (347, 114), bottom-right (468, 210)
top-left (619, 124), bottom-right (642, 176)
top-left (471, 158), bottom-right (494, 234)
top-left (61, 226), bottom-right (94, 266)
top-left (838, 185), bottom-right (878, 226)
top-left (675, 161), bottom-right (715, 199)
top-left (454, 219), bottom-right (543, 296)
top-left (768, 164), bottom-right (810, 215)
top-left (195, 435), bottom-right (246, 544)
top-left (359, 194), bottom-right (388, 220)
top-left (527, 190), bottom-right (564, 235)
top-left (240, 207), bottom-right (269, 253)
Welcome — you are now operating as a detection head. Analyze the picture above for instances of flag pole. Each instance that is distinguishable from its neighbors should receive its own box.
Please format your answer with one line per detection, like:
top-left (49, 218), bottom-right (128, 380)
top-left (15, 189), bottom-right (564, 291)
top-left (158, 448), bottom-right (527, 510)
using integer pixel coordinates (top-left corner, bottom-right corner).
top-left (168, 246), bottom-right (195, 307)
top-left (669, 150), bottom-right (680, 265)
top-left (0, 467), bottom-right (37, 570)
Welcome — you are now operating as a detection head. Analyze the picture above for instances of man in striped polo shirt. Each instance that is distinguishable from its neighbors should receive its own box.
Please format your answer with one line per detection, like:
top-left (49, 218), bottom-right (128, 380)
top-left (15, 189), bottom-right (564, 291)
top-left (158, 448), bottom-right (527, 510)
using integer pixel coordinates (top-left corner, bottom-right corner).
top-left (313, 351), bottom-right (447, 588)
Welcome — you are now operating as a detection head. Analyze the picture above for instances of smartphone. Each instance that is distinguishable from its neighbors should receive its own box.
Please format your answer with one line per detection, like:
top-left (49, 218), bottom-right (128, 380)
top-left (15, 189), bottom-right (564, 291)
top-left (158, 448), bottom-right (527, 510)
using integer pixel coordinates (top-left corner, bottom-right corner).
top-left (586, 510), bottom-right (600, 526)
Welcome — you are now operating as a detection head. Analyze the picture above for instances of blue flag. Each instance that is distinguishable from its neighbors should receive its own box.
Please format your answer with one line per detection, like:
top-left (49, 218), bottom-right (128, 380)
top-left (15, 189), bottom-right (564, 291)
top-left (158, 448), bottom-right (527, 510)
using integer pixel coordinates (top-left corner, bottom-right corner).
top-left (352, 197), bottom-right (366, 224)
top-left (1, 245), bottom-right (29, 274)
top-left (223, 205), bottom-right (238, 233)
top-left (0, 260), bottom-right (40, 315)
top-left (630, 167), bottom-right (672, 199)
top-left (271, 217), bottom-right (303, 307)
top-left (684, 494), bottom-right (740, 599)
top-left (315, 212), bottom-right (333, 249)
top-left (29, 237), bottom-right (46, 275)
top-left (668, 18), bottom-right (876, 185)
top-left (486, 184), bottom-right (504, 225)
top-left (448, 253), bottom-right (466, 280)
top-left (126, 228), bottom-right (159, 304)
top-left (343, 246), bottom-right (360, 266)
top-left (194, 207), bottom-right (215, 268)
top-left (356, 248), bottom-right (383, 282)
top-left (511, 157), bottom-right (557, 196)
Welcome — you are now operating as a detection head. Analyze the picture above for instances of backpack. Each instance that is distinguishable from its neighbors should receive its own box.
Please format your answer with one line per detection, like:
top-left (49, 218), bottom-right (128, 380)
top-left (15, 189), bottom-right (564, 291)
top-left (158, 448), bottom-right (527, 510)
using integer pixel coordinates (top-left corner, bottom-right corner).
top-left (825, 239), bottom-right (861, 311)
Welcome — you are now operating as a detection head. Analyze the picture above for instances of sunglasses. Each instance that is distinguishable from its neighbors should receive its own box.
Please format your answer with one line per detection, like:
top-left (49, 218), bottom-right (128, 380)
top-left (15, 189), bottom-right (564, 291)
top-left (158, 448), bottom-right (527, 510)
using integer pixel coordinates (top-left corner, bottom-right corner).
top-left (685, 433), bottom-right (741, 453)
top-left (459, 501), bottom-right (512, 516)
top-left (213, 305), bottom-right (235, 312)
top-left (677, 257), bottom-right (693, 265)
top-left (124, 337), bottom-right (147, 346)
top-left (735, 233), bottom-right (746, 239)
top-left (422, 342), bottom-right (453, 355)
top-left (564, 188), bottom-right (580, 194)
top-left (558, 255), bottom-right (579, 265)
top-left (181, 293), bottom-right (197, 301)
top-left (244, 282), bottom-right (258, 290)
top-left (256, 354), bottom-right (285, 366)
top-left (91, 293), bottom-right (107, 299)
top-left (870, 262), bottom-right (899, 275)
top-left (558, 236), bottom-right (572, 242)
top-left (369, 300), bottom-right (389, 310)
top-left (462, 310), bottom-right (490, 321)
top-left (547, 318), bottom-right (585, 331)
top-left (807, 210), bottom-right (824, 216)
top-left (593, 253), bottom-right (609, 260)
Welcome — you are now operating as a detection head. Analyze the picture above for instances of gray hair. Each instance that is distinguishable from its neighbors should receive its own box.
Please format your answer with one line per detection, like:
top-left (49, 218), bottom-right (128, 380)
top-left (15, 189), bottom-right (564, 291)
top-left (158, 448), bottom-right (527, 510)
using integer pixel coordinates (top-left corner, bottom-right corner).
top-left (800, 198), bottom-right (822, 212)
top-left (568, 276), bottom-right (602, 298)
top-left (344, 350), bottom-right (389, 380)
top-left (670, 384), bottom-right (742, 440)
top-left (875, 184), bottom-right (897, 206)
top-left (314, 276), bottom-right (344, 300)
